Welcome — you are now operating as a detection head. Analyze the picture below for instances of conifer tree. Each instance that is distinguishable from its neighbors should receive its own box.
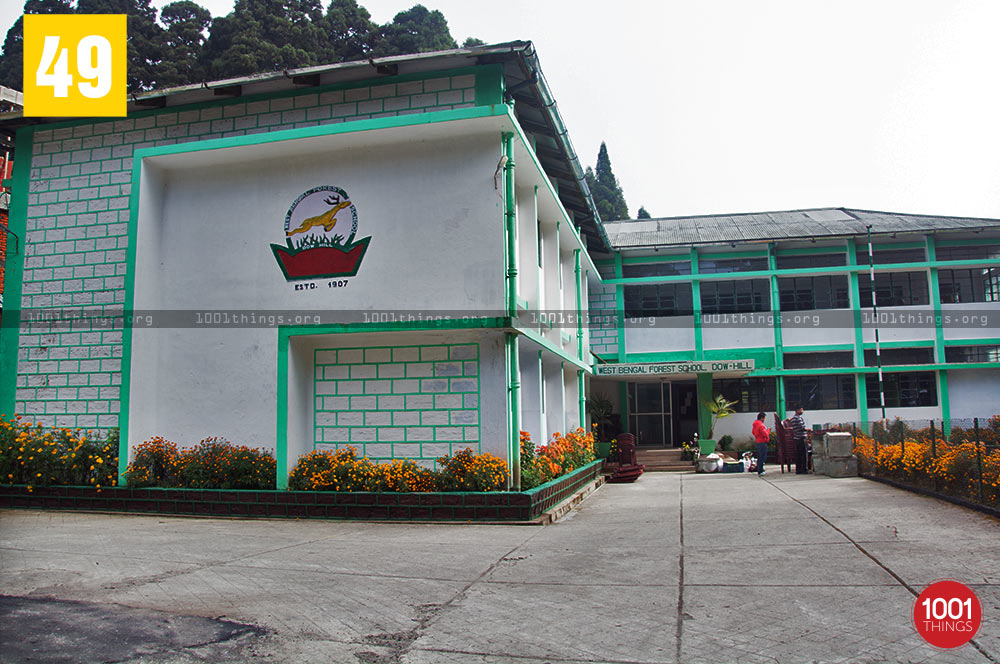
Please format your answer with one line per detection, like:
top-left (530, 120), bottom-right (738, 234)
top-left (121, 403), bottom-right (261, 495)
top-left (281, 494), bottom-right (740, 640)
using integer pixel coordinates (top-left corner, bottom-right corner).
top-left (584, 142), bottom-right (629, 221)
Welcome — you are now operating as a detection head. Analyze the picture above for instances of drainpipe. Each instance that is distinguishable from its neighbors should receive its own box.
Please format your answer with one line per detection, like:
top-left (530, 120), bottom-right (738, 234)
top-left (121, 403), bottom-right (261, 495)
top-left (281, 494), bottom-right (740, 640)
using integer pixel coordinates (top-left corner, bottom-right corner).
top-left (503, 132), bottom-right (517, 318)
top-left (575, 250), bottom-right (586, 431)
top-left (502, 132), bottom-right (521, 489)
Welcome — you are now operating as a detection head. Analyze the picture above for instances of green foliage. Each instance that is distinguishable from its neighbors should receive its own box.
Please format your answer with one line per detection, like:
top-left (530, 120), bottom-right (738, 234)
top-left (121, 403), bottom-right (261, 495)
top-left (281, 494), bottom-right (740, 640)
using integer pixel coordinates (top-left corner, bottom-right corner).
top-left (637, 206), bottom-right (651, 219)
top-left (0, 417), bottom-right (119, 488)
top-left (719, 434), bottom-right (734, 451)
top-left (704, 394), bottom-right (739, 439)
top-left (586, 392), bottom-right (614, 441)
top-left (0, 0), bottom-right (463, 91)
top-left (584, 142), bottom-right (629, 221)
top-left (177, 437), bottom-right (276, 489)
top-left (0, 0), bottom-right (74, 91)
top-left (462, 36), bottom-right (485, 48)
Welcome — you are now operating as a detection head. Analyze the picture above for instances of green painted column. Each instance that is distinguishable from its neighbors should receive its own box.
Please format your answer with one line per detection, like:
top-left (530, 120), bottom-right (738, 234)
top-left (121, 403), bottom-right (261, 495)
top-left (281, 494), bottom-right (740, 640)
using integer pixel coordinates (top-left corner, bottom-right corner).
top-left (502, 132), bottom-right (517, 318)
top-left (696, 372), bottom-right (713, 439)
top-left (939, 370), bottom-right (951, 438)
top-left (926, 236), bottom-right (946, 364)
top-left (691, 247), bottom-right (703, 360)
top-left (768, 242), bottom-right (783, 369)
top-left (578, 370), bottom-right (586, 430)
top-left (614, 252), bottom-right (625, 360)
top-left (506, 332), bottom-right (521, 489)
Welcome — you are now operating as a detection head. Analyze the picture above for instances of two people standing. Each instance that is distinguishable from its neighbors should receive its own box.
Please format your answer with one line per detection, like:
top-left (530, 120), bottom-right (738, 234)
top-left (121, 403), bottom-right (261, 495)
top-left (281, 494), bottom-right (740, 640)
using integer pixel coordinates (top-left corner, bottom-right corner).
top-left (752, 406), bottom-right (809, 475)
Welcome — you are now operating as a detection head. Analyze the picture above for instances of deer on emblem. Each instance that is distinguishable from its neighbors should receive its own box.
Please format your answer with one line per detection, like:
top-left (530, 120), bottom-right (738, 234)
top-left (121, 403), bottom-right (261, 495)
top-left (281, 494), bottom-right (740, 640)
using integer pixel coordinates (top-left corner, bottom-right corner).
top-left (287, 193), bottom-right (352, 236)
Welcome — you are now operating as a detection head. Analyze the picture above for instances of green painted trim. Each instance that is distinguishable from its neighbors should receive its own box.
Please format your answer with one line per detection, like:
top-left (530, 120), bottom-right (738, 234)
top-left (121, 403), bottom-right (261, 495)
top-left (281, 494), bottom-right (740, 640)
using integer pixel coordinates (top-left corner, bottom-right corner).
top-left (857, 374), bottom-right (869, 424)
top-left (516, 325), bottom-right (590, 372)
top-left (577, 370), bottom-right (586, 430)
top-left (936, 237), bottom-right (1000, 247)
top-left (690, 247), bottom-right (703, 360)
top-left (748, 362), bottom-right (999, 377)
top-left (134, 105), bottom-right (509, 163)
top-left (0, 126), bottom-right (33, 420)
top-left (861, 340), bottom-right (934, 349)
top-left (614, 253), bottom-right (626, 357)
top-left (506, 332), bottom-right (521, 489)
top-left (602, 257), bottom-right (999, 286)
top-left (280, 318), bottom-right (509, 338)
top-left (777, 370), bottom-right (787, 417)
top-left (474, 64), bottom-right (504, 106)
top-left (521, 459), bottom-right (603, 496)
top-left (853, 241), bottom-right (927, 252)
top-left (926, 236), bottom-right (946, 363)
top-left (624, 350), bottom-right (699, 363)
top-left (618, 381), bottom-right (629, 433)
top-left (23, 65), bottom-right (490, 133)
top-left (698, 249), bottom-right (768, 260)
top-left (775, 246), bottom-right (849, 256)
top-left (620, 253), bottom-right (691, 264)
top-left (943, 337), bottom-right (1000, 347)
top-left (276, 328), bottom-right (290, 490)
top-left (847, 239), bottom-right (865, 368)
top-left (768, 242), bottom-right (783, 370)
top-left (623, 347), bottom-right (779, 366)
top-left (783, 343), bottom-right (855, 353)
top-left (502, 132), bottom-right (517, 318)
top-left (696, 372), bottom-right (713, 438)
top-left (939, 370), bottom-right (951, 437)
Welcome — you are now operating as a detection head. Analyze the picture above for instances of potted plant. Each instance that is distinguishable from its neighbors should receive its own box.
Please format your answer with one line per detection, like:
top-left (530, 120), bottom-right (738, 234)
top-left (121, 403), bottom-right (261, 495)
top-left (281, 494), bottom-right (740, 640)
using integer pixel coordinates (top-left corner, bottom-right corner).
top-left (699, 394), bottom-right (739, 455)
top-left (586, 392), bottom-right (616, 458)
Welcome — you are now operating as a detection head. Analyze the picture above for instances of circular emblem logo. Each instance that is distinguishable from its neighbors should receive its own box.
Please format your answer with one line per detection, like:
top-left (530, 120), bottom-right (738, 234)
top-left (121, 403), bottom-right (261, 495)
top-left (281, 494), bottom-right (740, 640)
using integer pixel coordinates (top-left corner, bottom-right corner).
top-left (270, 186), bottom-right (372, 281)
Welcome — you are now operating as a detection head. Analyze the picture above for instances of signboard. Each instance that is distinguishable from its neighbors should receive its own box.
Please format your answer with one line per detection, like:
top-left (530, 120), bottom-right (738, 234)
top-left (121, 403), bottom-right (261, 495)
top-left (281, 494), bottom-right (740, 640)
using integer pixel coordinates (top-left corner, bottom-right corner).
top-left (594, 360), bottom-right (755, 377)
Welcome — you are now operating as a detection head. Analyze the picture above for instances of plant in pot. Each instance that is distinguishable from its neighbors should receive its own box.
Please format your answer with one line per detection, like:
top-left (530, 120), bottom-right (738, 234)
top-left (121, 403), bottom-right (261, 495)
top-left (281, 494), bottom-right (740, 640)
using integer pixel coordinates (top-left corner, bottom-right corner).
top-left (699, 394), bottom-right (739, 455)
top-left (586, 392), bottom-right (616, 458)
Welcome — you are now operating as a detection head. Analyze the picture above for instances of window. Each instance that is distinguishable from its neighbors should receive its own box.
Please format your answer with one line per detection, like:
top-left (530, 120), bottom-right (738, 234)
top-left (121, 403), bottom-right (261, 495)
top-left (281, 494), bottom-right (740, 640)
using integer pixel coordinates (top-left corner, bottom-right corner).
top-left (866, 371), bottom-right (937, 408)
top-left (936, 244), bottom-right (1000, 261)
top-left (701, 279), bottom-right (771, 314)
top-left (622, 261), bottom-right (691, 278)
top-left (945, 345), bottom-right (1000, 363)
top-left (864, 347), bottom-right (934, 366)
top-left (938, 268), bottom-right (1000, 303)
top-left (784, 375), bottom-right (856, 410)
top-left (776, 253), bottom-right (846, 269)
top-left (778, 275), bottom-right (850, 311)
top-left (536, 218), bottom-right (543, 268)
top-left (624, 283), bottom-right (693, 317)
top-left (712, 378), bottom-right (777, 413)
top-left (698, 257), bottom-right (768, 274)
top-left (783, 351), bottom-right (854, 369)
top-left (857, 272), bottom-right (929, 307)
top-left (855, 247), bottom-right (926, 265)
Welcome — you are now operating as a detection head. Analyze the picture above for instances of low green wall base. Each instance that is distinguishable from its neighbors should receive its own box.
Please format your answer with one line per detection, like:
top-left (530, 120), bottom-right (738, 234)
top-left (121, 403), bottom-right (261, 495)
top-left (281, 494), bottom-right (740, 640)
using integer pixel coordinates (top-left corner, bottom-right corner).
top-left (0, 461), bottom-right (604, 523)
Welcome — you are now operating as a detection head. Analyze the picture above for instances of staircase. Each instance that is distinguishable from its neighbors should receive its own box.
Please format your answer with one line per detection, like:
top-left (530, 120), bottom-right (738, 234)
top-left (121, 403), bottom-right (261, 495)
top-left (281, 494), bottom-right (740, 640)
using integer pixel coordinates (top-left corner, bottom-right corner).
top-left (634, 448), bottom-right (696, 473)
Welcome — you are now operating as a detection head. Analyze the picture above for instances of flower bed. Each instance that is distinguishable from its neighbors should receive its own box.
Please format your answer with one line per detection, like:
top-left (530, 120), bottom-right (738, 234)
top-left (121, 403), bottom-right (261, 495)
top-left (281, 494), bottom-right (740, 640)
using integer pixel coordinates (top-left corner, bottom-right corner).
top-left (0, 416), bottom-right (119, 490)
top-left (0, 460), bottom-right (604, 522)
top-left (854, 419), bottom-right (999, 508)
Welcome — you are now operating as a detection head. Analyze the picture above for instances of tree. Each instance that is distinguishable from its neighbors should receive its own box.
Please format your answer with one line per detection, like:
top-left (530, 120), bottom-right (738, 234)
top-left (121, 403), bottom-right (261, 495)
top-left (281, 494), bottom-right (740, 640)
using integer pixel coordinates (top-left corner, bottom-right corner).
top-left (584, 142), bottom-right (629, 222)
top-left (372, 4), bottom-right (456, 57)
top-left (156, 1), bottom-right (211, 88)
top-left (77, 0), bottom-right (165, 90)
top-left (202, 0), bottom-right (330, 80)
top-left (637, 206), bottom-right (651, 219)
top-left (0, 0), bottom-right (74, 91)
top-left (462, 37), bottom-right (484, 48)
top-left (321, 0), bottom-right (377, 63)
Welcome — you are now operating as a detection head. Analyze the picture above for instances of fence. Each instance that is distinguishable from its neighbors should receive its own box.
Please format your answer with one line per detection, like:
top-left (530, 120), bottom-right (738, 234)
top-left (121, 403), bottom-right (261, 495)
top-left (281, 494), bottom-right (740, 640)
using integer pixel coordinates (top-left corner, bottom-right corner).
top-left (839, 416), bottom-right (999, 510)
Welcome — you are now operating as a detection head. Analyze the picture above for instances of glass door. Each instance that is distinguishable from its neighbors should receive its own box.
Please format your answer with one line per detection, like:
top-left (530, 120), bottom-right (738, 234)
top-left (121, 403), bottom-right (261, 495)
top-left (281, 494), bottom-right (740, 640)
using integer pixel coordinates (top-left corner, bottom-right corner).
top-left (628, 382), bottom-right (672, 446)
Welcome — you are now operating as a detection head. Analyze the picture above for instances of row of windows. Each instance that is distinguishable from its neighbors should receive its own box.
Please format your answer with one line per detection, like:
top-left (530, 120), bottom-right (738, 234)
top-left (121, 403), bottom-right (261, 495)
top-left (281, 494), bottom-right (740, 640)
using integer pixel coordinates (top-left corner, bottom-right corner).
top-left (771, 346), bottom-right (997, 369)
top-left (706, 372), bottom-right (940, 411)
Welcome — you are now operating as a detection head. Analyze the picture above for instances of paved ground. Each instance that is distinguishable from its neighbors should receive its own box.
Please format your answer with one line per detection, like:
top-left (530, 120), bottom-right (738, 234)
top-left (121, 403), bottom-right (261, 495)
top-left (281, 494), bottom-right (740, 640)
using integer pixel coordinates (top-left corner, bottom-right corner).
top-left (1, 472), bottom-right (998, 664)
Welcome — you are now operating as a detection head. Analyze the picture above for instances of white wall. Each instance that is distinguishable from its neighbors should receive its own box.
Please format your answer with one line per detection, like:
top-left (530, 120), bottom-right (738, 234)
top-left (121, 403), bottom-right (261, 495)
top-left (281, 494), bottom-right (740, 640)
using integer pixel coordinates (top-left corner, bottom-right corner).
top-left (940, 302), bottom-right (1000, 341)
top-left (860, 305), bottom-right (937, 344)
top-left (128, 130), bottom-right (505, 454)
top-left (626, 317), bottom-right (696, 354)
top-left (947, 369), bottom-right (1000, 420)
top-left (781, 309), bottom-right (856, 348)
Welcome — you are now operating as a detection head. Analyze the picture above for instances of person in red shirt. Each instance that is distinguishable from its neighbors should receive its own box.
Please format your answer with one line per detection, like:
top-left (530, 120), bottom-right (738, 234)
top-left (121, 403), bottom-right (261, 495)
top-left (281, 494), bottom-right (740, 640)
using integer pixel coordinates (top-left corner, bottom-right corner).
top-left (752, 411), bottom-right (770, 476)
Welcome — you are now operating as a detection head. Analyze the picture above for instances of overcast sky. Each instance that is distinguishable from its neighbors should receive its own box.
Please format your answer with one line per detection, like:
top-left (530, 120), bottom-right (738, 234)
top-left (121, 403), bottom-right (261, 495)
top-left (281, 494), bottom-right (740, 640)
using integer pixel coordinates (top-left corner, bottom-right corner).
top-left (5, 0), bottom-right (999, 220)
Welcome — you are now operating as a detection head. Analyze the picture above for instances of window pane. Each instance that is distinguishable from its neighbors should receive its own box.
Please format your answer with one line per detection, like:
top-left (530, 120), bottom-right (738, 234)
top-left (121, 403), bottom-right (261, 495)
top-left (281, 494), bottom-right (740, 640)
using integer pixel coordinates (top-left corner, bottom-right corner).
top-left (623, 261), bottom-right (692, 278)
top-left (776, 253), bottom-right (846, 269)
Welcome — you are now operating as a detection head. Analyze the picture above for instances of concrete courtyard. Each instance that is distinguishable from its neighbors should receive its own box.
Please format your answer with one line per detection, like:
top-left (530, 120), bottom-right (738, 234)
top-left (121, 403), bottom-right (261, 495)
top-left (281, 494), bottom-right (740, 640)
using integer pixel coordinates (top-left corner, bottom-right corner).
top-left (1, 472), bottom-right (998, 663)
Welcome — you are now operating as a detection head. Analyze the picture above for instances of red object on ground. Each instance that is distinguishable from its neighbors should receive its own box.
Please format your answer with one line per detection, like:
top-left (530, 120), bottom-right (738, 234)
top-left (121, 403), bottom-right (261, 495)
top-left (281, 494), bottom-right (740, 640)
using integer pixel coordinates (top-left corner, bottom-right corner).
top-left (606, 433), bottom-right (644, 483)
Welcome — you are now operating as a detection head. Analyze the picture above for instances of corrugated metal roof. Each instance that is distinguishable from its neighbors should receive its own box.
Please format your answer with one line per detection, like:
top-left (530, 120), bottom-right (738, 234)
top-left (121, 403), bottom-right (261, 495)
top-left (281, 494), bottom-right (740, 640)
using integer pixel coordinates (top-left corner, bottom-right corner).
top-left (603, 208), bottom-right (1000, 248)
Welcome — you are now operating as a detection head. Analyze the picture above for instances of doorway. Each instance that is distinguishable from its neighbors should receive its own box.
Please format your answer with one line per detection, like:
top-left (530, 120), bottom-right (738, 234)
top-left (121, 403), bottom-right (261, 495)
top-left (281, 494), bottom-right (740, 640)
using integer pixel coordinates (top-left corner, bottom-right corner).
top-left (671, 381), bottom-right (699, 446)
top-left (627, 381), bottom-right (671, 447)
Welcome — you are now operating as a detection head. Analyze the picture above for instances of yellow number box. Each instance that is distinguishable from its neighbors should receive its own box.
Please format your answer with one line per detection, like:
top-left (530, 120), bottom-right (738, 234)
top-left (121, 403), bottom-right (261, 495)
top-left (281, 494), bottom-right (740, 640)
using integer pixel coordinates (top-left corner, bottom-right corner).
top-left (23, 14), bottom-right (126, 117)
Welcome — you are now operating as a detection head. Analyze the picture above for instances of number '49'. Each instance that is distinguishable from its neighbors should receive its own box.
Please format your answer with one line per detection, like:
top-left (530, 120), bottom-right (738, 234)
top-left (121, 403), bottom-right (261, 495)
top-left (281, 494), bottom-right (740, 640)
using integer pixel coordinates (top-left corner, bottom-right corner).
top-left (36, 34), bottom-right (113, 99)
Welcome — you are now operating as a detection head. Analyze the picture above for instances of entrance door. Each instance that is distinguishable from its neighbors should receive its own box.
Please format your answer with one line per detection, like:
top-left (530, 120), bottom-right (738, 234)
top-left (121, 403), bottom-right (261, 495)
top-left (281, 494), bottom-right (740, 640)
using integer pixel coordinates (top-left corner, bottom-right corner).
top-left (627, 382), bottom-right (671, 447)
top-left (672, 381), bottom-right (699, 446)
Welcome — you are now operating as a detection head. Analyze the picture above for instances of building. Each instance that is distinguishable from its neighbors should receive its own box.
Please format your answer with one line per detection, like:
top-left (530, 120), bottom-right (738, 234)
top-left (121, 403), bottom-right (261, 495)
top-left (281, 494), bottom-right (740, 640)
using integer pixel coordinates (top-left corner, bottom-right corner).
top-left (1, 43), bottom-right (997, 487)
top-left (588, 208), bottom-right (1000, 444)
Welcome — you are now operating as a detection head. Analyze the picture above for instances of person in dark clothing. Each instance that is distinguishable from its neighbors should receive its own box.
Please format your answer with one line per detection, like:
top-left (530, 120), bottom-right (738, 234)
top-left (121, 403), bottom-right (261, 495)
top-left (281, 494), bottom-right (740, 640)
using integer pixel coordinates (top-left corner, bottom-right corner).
top-left (752, 411), bottom-right (770, 476)
top-left (787, 406), bottom-right (808, 474)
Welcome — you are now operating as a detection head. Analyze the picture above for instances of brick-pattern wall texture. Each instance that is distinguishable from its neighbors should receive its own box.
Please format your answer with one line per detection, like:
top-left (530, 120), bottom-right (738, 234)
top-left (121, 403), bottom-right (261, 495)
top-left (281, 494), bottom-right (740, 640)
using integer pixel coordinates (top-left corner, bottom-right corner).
top-left (13, 73), bottom-right (477, 430)
top-left (314, 343), bottom-right (480, 465)
top-left (589, 264), bottom-right (618, 357)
